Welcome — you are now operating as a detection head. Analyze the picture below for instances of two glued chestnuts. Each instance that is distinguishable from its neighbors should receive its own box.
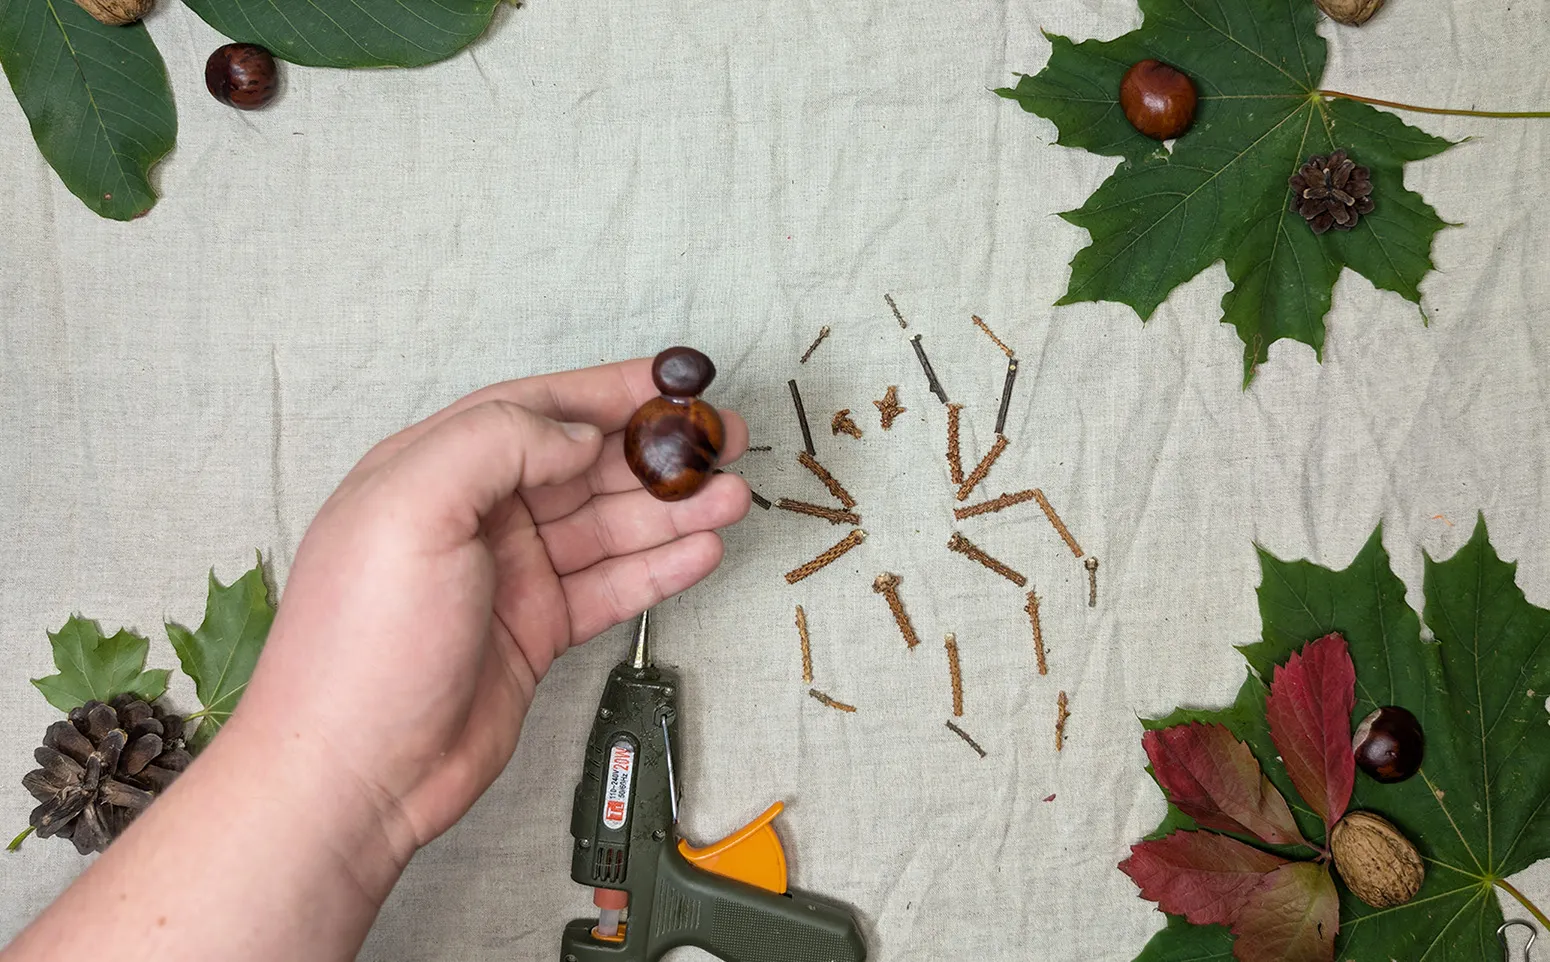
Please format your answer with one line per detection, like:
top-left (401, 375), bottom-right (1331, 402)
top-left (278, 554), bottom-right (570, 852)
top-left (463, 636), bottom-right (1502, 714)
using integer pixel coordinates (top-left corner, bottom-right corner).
top-left (206, 43), bottom-right (280, 111)
top-left (624, 348), bottom-right (725, 502)
top-left (1352, 705), bottom-right (1424, 783)
top-left (1119, 59), bottom-right (1197, 140)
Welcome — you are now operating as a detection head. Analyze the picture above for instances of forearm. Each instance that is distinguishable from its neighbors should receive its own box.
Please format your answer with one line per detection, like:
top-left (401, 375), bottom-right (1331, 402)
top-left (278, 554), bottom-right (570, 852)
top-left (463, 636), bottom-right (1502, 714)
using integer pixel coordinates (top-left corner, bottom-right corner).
top-left (2, 714), bottom-right (413, 962)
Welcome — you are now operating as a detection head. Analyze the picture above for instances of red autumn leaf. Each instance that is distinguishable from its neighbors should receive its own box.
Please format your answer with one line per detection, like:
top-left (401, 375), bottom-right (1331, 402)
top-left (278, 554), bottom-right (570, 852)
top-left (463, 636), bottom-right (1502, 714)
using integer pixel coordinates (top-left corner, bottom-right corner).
top-left (1119, 830), bottom-right (1288, 927)
top-left (1144, 722), bottom-right (1308, 847)
top-left (1230, 861), bottom-right (1339, 962)
top-left (1265, 633), bottom-right (1356, 829)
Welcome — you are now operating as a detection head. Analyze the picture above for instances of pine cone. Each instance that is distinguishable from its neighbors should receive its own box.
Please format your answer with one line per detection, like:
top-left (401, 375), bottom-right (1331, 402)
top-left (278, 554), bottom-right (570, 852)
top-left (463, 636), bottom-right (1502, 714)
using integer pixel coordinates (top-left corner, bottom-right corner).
top-left (23, 695), bottom-right (192, 854)
top-left (1289, 149), bottom-right (1374, 234)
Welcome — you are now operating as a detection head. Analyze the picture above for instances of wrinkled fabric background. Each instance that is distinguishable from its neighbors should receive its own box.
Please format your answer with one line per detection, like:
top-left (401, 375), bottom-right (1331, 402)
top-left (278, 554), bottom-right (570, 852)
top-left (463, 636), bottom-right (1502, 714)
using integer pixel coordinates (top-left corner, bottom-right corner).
top-left (3, 0), bottom-right (1549, 958)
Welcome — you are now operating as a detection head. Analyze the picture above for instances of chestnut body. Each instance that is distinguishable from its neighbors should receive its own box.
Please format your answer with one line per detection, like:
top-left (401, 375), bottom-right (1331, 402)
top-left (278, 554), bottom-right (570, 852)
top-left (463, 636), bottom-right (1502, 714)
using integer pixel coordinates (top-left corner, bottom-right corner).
top-left (624, 397), bottom-right (725, 501)
top-left (1352, 706), bottom-right (1424, 783)
top-left (1119, 60), bottom-right (1197, 140)
top-left (206, 44), bottom-right (279, 110)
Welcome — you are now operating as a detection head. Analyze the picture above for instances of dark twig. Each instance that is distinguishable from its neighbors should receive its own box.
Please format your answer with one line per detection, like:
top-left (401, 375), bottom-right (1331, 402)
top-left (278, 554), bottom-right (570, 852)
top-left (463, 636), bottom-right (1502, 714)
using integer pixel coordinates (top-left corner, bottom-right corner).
top-left (884, 293), bottom-right (908, 329)
top-left (800, 326), bottom-right (831, 364)
top-left (809, 688), bottom-right (857, 713)
top-left (788, 379), bottom-right (816, 456)
top-left (1086, 557), bottom-right (1099, 608)
top-left (748, 445), bottom-right (773, 453)
top-left (750, 489), bottom-right (772, 510)
top-left (910, 334), bottom-right (948, 404)
top-left (994, 359), bottom-right (1019, 436)
top-left (945, 720), bottom-right (987, 758)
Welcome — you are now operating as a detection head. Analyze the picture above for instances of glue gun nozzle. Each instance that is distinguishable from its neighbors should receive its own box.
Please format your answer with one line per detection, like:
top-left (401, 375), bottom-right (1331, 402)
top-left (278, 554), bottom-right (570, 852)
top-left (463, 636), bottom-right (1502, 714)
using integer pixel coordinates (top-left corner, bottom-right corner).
top-left (631, 609), bottom-right (652, 669)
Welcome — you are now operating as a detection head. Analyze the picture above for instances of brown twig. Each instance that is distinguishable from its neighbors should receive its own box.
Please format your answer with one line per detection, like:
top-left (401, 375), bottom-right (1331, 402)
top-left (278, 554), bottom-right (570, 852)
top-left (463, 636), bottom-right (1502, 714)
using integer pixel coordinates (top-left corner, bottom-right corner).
top-left (1055, 691), bottom-right (1070, 752)
top-left (776, 498), bottom-right (861, 526)
top-left (946, 404), bottom-right (965, 485)
top-left (945, 720), bottom-right (987, 759)
top-left (956, 434), bottom-right (1009, 502)
top-left (1026, 591), bottom-right (1047, 675)
top-left (1085, 557), bottom-right (1099, 608)
top-left (788, 379), bottom-right (816, 457)
top-left (874, 386), bottom-right (905, 429)
top-left (944, 633), bottom-right (964, 717)
top-left (785, 530), bottom-right (866, 584)
top-left (800, 326), bottom-right (831, 364)
top-left (947, 532), bottom-right (1027, 587)
top-left (831, 409), bottom-right (863, 439)
top-left (796, 605), bottom-right (814, 683)
top-left (883, 293), bottom-right (908, 329)
top-left (971, 315), bottom-right (1015, 359)
top-left (910, 334), bottom-right (948, 404)
top-left (809, 689), bottom-right (857, 713)
top-left (954, 489), bottom-right (1038, 520)
top-left (872, 573), bottom-right (920, 649)
top-left (797, 452), bottom-right (856, 509)
top-left (1032, 489), bottom-right (1084, 558)
top-left (995, 358), bottom-right (1019, 436)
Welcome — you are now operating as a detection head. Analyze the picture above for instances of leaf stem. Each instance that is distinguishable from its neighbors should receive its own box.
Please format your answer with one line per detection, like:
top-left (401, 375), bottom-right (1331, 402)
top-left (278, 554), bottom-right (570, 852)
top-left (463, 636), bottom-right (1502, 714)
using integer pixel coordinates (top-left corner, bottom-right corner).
top-left (1497, 879), bottom-right (1550, 931)
top-left (7, 826), bottom-right (34, 851)
top-left (1317, 89), bottom-right (1550, 119)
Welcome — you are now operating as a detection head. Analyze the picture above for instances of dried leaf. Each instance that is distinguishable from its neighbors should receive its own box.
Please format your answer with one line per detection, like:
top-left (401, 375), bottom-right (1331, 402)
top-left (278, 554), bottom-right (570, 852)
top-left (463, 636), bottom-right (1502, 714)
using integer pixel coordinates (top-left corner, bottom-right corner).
top-left (1264, 633), bottom-right (1356, 829)
top-left (1120, 830), bottom-right (1287, 926)
top-left (1229, 862), bottom-right (1338, 962)
top-left (1143, 723), bottom-right (1308, 848)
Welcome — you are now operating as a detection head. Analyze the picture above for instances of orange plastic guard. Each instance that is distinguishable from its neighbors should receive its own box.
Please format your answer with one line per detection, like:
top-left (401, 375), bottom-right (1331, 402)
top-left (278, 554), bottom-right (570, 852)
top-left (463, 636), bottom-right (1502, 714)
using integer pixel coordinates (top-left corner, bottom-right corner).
top-left (676, 801), bottom-right (789, 894)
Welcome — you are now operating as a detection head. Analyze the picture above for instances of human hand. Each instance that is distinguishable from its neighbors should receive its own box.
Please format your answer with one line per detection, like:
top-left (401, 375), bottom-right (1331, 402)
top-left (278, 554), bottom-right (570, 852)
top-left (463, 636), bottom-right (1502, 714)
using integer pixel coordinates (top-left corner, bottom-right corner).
top-left (228, 358), bottom-right (750, 862)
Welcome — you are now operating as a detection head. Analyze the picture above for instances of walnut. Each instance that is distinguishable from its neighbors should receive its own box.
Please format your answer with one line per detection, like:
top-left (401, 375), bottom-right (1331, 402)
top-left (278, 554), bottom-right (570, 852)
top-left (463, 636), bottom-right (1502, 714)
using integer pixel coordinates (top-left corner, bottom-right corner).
top-left (73, 0), bottom-right (154, 25)
top-left (1315, 0), bottom-right (1384, 26)
top-left (1330, 810), bottom-right (1425, 907)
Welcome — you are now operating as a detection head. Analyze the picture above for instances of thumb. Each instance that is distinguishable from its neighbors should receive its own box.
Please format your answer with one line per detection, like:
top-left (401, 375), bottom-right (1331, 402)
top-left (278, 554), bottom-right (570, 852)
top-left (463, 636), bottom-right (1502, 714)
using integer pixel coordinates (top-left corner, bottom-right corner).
top-left (381, 399), bottom-right (604, 528)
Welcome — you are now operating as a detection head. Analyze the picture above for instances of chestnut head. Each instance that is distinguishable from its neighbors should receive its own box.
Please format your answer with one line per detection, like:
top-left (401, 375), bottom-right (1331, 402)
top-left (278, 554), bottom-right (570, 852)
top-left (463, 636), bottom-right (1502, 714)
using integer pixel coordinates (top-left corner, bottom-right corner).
top-left (652, 347), bottom-right (717, 398)
top-left (1352, 705), bottom-right (1424, 783)
top-left (206, 43), bottom-right (279, 111)
top-left (624, 397), bottom-right (725, 501)
top-left (1119, 59), bottom-right (1197, 140)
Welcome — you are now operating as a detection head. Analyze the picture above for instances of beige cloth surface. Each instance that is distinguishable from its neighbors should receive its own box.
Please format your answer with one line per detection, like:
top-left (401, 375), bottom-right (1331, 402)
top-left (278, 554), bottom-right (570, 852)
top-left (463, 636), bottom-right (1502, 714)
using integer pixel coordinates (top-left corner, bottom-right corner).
top-left (3, 0), bottom-right (1550, 958)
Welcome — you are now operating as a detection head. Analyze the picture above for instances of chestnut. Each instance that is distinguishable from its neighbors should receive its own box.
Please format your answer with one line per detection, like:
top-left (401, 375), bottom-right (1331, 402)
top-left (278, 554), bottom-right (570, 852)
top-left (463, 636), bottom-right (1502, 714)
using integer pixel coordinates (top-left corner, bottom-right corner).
top-left (206, 43), bottom-right (279, 111)
top-left (1119, 59), bottom-right (1197, 140)
top-left (625, 348), bottom-right (725, 501)
top-left (1352, 706), bottom-right (1424, 783)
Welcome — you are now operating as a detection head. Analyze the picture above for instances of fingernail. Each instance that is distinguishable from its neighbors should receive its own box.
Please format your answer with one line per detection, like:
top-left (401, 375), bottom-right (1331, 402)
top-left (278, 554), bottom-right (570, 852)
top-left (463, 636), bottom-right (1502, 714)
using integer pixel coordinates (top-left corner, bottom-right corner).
top-left (562, 421), bottom-right (599, 442)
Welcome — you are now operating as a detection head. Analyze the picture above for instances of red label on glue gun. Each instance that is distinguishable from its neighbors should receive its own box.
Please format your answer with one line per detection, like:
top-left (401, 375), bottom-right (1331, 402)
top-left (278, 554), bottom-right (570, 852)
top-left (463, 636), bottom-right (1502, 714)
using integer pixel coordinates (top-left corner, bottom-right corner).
top-left (602, 741), bottom-right (635, 830)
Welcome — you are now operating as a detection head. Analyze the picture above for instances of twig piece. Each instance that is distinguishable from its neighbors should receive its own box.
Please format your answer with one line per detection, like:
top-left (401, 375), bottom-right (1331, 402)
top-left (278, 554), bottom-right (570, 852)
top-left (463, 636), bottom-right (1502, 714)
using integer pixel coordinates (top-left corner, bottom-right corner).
top-left (884, 293), bottom-right (908, 329)
top-left (1085, 557), bottom-right (1099, 608)
top-left (971, 315), bottom-right (1015, 359)
top-left (800, 326), bottom-right (832, 364)
top-left (994, 358), bottom-right (1020, 436)
top-left (946, 404), bottom-right (965, 485)
top-left (1032, 489), bottom-right (1084, 558)
top-left (1026, 591), bottom-right (1047, 675)
top-left (872, 573), bottom-right (919, 649)
top-left (831, 409), bottom-right (863, 439)
top-left (910, 334), bottom-right (949, 404)
top-left (748, 445), bottom-right (773, 452)
top-left (797, 452), bottom-right (856, 509)
top-left (1055, 691), bottom-right (1070, 752)
top-left (944, 633), bottom-right (964, 717)
top-left (945, 720), bottom-right (987, 759)
top-left (956, 434), bottom-right (1009, 502)
top-left (776, 498), bottom-right (861, 526)
top-left (955, 489), bottom-right (1038, 520)
top-left (785, 529), bottom-right (866, 584)
top-left (788, 379), bottom-right (816, 457)
top-left (796, 605), bottom-right (814, 683)
top-left (874, 386), bottom-right (905, 429)
top-left (809, 689), bottom-right (857, 713)
top-left (750, 489), bottom-right (772, 510)
top-left (947, 532), bottom-right (1027, 587)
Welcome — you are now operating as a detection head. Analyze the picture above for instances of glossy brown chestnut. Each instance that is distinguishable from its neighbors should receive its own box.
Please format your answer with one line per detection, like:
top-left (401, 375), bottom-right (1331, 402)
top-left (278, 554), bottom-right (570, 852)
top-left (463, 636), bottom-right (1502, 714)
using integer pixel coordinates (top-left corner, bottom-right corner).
top-left (206, 43), bottom-right (279, 111)
top-left (1352, 706), bottom-right (1424, 783)
top-left (1119, 59), bottom-right (1197, 140)
top-left (652, 347), bottom-right (717, 398)
top-left (624, 397), bottom-right (725, 501)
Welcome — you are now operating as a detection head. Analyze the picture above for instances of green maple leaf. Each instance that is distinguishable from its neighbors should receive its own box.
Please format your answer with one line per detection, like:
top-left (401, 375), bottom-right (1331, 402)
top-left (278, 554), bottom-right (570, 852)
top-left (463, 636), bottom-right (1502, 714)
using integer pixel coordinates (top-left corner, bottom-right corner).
top-left (30, 617), bottom-right (170, 712)
top-left (167, 560), bottom-right (276, 750)
top-left (997, 0), bottom-right (1452, 384)
top-left (1128, 519), bottom-right (1550, 960)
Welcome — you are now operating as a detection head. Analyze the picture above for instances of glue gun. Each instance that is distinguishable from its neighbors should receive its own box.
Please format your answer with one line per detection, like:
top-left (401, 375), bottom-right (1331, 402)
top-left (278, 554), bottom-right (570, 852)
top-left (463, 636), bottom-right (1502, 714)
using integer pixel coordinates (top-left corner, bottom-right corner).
top-left (561, 610), bottom-right (868, 962)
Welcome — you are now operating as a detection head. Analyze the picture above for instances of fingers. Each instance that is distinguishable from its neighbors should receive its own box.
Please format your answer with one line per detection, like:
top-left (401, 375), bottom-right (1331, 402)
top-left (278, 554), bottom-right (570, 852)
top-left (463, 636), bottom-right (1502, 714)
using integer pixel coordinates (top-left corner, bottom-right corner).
top-left (378, 401), bottom-right (604, 539)
top-left (559, 532), bottom-right (727, 642)
top-left (538, 472), bottom-right (751, 576)
top-left (354, 360), bottom-right (657, 477)
top-left (521, 409), bottom-right (750, 524)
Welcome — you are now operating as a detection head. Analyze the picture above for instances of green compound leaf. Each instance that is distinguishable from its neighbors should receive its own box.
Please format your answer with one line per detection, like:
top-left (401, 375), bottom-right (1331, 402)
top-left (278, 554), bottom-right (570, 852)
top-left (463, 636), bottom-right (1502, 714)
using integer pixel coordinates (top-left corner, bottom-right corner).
top-left (1128, 519), bottom-right (1548, 960)
top-left (31, 617), bottom-right (170, 711)
top-left (167, 560), bottom-right (275, 750)
top-left (183, 0), bottom-right (501, 68)
top-left (998, 0), bottom-right (1452, 384)
top-left (0, 0), bottom-right (175, 220)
